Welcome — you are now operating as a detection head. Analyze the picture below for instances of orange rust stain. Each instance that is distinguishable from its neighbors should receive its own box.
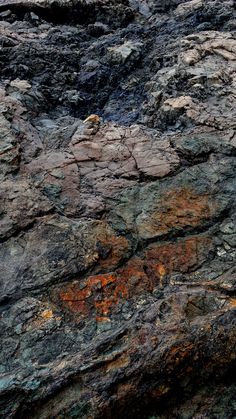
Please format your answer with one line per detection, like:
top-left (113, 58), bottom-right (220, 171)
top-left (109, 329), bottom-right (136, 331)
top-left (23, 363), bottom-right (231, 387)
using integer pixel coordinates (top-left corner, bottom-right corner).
top-left (106, 354), bottom-right (130, 372)
top-left (58, 259), bottom-right (150, 319)
top-left (114, 284), bottom-right (129, 299)
top-left (87, 273), bottom-right (116, 288)
top-left (96, 316), bottom-right (111, 323)
top-left (118, 257), bottom-right (152, 292)
top-left (162, 187), bottom-right (215, 227)
top-left (59, 273), bottom-right (118, 316)
top-left (66, 299), bottom-right (87, 314)
top-left (146, 236), bottom-right (213, 275)
top-left (143, 188), bottom-right (217, 236)
top-left (156, 264), bottom-right (166, 278)
top-left (60, 286), bottom-right (92, 302)
top-left (24, 306), bottom-right (58, 331)
top-left (40, 309), bottom-right (53, 320)
top-left (119, 258), bottom-right (145, 278)
top-left (57, 235), bottom-right (212, 321)
top-left (229, 298), bottom-right (236, 308)
top-left (95, 299), bottom-right (114, 316)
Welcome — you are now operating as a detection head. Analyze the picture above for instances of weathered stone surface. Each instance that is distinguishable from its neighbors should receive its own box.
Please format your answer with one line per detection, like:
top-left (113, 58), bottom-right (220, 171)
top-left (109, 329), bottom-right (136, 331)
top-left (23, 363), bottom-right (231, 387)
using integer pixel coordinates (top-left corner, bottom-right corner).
top-left (0, 216), bottom-right (131, 301)
top-left (110, 157), bottom-right (235, 239)
top-left (24, 151), bottom-right (81, 215)
top-left (174, 0), bottom-right (203, 18)
top-left (0, 0), bottom-right (235, 418)
top-left (70, 123), bottom-right (180, 200)
top-left (0, 179), bottom-right (53, 239)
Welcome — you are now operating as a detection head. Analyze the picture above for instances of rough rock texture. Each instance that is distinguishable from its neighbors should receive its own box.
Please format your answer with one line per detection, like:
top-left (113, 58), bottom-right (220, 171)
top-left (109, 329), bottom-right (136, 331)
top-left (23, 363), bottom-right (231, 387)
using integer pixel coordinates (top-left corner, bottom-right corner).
top-left (0, 0), bottom-right (236, 418)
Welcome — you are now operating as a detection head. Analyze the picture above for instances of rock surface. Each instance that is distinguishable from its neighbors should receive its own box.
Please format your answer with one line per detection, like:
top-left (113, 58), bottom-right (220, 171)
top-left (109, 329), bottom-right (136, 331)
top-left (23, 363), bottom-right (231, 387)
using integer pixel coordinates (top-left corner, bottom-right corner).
top-left (0, 0), bottom-right (235, 418)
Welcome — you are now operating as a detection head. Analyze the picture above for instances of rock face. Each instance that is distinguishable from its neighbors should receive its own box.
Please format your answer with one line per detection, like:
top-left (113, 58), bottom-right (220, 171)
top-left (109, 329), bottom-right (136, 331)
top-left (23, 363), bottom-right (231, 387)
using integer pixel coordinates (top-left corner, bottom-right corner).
top-left (0, 0), bottom-right (235, 418)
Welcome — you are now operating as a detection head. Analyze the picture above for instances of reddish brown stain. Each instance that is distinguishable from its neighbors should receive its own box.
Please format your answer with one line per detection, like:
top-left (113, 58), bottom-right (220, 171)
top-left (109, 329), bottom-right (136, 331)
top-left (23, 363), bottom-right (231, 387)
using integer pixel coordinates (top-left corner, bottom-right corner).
top-left (99, 236), bottom-right (130, 270)
top-left (60, 273), bottom-right (118, 316)
top-left (59, 259), bottom-right (150, 319)
top-left (96, 316), bottom-right (111, 323)
top-left (229, 298), bottom-right (236, 308)
top-left (95, 226), bottom-right (130, 270)
top-left (117, 258), bottom-right (152, 291)
top-left (106, 354), bottom-right (130, 372)
top-left (58, 235), bottom-right (213, 321)
top-left (168, 342), bottom-right (194, 366)
top-left (161, 188), bottom-right (215, 227)
top-left (94, 299), bottom-right (114, 316)
top-left (146, 236), bottom-right (213, 275)
top-left (141, 188), bottom-right (218, 236)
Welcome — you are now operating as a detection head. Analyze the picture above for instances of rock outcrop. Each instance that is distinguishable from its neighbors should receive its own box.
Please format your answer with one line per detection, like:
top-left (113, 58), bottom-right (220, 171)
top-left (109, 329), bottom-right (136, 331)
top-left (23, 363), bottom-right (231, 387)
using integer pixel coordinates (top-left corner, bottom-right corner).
top-left (0, 0), bottom-right (235, 418)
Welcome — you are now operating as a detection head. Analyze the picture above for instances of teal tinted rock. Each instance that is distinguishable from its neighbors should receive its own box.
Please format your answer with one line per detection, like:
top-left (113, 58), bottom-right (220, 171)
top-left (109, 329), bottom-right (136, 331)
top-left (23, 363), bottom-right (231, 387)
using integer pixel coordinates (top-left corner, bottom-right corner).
top-left (43, 183), bottom-right (62, 199)
top-left (0, 0), bottom-right (235, 418)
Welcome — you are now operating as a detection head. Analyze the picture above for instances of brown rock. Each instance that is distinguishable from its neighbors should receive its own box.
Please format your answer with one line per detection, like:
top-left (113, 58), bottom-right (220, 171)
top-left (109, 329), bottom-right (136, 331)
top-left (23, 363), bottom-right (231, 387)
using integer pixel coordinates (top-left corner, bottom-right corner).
top-left (0, 1), bottom-right (236, 418)
top-left (136, 187), bottom-right (220, 239)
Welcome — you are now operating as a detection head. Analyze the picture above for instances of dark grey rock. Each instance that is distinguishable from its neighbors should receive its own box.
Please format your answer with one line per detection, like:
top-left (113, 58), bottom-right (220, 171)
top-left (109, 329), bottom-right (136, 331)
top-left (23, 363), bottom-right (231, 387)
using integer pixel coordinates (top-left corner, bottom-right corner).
top-left (0, 0), bottom-right (235, 418)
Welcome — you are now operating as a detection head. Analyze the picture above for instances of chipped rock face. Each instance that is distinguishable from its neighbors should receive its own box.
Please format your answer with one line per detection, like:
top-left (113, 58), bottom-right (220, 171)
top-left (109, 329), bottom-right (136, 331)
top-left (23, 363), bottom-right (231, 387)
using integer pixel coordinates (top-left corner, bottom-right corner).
top-left (70, 123), bottom-right (180, 206)
top-left (107, 41), bottom-right (143, 64)
top-left (174, 0), bottom-right (203, 18)
top-left (0, 0), bottom-right (236, 418)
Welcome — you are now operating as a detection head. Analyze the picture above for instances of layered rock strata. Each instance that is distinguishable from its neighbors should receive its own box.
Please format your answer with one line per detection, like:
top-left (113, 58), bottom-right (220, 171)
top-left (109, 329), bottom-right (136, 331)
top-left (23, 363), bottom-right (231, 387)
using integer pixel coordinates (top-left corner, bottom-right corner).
top-left (0, 0), bottom-right (235, 418)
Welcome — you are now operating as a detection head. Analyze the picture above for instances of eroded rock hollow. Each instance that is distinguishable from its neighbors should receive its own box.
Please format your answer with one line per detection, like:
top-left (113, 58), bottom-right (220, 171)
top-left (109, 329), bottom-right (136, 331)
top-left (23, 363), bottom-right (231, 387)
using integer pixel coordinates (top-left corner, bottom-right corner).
top-left (0, 0), bottom-right (236, 417)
